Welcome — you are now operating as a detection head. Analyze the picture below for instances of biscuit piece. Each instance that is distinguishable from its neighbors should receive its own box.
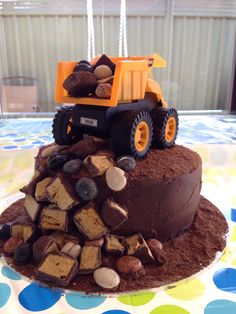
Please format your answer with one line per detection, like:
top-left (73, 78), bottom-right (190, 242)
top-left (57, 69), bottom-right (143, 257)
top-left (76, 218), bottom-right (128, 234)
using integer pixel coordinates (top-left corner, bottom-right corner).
top-left (11, 219), bottom-right (37, 244)
top-left (24, 195), bottom-right (41, 221)
top-left (104, 234), bottom-right (125, 256)
top-left (126, 234), bottom-right (154, 263)
top-left (73, 202), bottom-right (108, 240)
top-left (48, 231), bottom-right (65, 249)
top-left (84, 155), bottom-right (114, 177)
top-left (49, 231), bottom-right (81, 249)
top-left (20, 170), bottom-right (46, 195)
top-left (35, 177), bottom-right (53, 202)
top-left (33, 235), bottom-right (58, 264)
top-left (46, 176), bottom-right (79, 210)
top-left (101, 198), bottom-right (128, 229)
top-left (39, 206), bottom-right (69, 232)
top-left (36, 252), bottom-right (78, 286)
top-left (79, 246), bottom-right (102, 274)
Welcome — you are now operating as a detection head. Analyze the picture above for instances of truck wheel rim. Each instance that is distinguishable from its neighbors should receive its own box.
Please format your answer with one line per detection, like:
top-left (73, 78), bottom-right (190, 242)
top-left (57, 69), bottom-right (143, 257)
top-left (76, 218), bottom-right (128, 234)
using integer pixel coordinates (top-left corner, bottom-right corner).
top-left (67, 118), bottom-right (73, 134)
top-left (134, 121), bottom-right (149, 152)
top-left (165, 116), bottom-right (176, 142)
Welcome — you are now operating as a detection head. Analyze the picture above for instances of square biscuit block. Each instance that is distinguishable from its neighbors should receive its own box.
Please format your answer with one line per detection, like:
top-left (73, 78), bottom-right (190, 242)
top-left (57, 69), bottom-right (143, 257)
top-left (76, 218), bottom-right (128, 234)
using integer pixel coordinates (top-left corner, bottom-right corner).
top-left (33, 235), bottom-right (58, 264)
top-left (24, 195), bottom-right (41, 222)
top-left (84, 155), bottom-right (114, 177)
top-left (35, 177), bottom-right (53, 202)
top-left (39, 206), bottom-right (69, 232)
top-left (73, 202), bottom-right (108, 240)
top-left (46, 176), bottom-right (80, 210)
top-left (104, 234), bottom-right (125, 256)
top-left (101, 198), bottom-right (128, 229)
top-left (11, 218), bottom-right (37, 243)
top-left (79, 246), bottom-right (102, 274)
top-left (49, 231), bottom-right (82, 249)
top-left (36, 252), bottom-right (78, 286)
top-left (126, 234), bottom-right (154, 263)
top-left (48, 231), bottom-right (65, 249)
top-left (20, 170), bottom-right (46, 195)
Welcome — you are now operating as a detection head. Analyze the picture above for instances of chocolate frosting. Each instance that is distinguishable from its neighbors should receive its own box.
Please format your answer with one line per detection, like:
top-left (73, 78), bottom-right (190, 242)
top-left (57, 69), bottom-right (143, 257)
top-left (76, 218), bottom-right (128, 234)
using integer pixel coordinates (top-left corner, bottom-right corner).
top-left (95, 145), bottom-right (202, 242)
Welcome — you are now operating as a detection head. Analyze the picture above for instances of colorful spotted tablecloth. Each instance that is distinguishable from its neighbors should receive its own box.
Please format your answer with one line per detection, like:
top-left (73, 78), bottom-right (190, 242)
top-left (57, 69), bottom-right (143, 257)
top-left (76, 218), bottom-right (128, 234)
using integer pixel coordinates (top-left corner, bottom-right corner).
top-left (0, 117), bottom-right (236, 314)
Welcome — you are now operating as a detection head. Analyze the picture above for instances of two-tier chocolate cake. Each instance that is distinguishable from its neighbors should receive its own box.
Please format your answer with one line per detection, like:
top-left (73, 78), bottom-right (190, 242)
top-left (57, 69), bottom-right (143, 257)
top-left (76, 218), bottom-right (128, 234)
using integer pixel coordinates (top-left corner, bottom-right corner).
top-left (0, 53), bottom-right (228, 294)
top-left (0, 140), bottom-right (228, 293)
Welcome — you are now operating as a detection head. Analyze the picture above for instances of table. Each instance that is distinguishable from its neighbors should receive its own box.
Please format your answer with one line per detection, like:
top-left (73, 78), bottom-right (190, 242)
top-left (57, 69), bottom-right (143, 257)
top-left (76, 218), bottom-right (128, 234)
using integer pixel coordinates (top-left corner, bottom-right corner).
top-left (0, 117), bottom-right (236, 314)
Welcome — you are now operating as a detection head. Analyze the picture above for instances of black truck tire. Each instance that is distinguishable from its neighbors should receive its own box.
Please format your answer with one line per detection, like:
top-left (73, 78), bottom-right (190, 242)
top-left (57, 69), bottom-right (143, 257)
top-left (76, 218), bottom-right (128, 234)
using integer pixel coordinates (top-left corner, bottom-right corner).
top-left (52, 107), bottom-right (82, 145)
top-left (111, 111), bottom-right (153, 160)
top-left (151, 107), bottom-right (178, 148)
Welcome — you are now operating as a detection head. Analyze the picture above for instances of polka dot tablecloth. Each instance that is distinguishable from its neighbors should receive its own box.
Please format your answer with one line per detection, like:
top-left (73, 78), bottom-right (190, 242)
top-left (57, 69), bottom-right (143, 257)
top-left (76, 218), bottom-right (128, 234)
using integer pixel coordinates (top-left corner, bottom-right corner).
top-left (0, 117), bottom-right (236, 313)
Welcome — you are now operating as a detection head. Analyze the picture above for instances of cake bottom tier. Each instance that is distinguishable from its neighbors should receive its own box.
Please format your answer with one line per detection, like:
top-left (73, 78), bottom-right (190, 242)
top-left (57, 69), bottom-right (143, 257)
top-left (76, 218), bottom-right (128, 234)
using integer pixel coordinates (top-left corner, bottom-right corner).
top-left (0, 196), bottom-right (228, 294)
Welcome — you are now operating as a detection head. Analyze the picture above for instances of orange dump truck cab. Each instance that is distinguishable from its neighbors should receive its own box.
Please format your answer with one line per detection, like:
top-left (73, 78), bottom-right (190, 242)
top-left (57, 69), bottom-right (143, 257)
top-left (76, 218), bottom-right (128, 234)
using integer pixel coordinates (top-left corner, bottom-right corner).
top-left (53, 53), bottom-right (178, 159)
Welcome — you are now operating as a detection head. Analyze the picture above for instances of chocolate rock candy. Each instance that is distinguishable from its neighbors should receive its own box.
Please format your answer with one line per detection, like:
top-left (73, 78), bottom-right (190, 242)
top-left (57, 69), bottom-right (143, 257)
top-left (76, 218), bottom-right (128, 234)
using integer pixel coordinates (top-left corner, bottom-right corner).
top-left (73, 202), bottom-right (108, 240)
top-left (46, 175), bottom-right (80, 210)
top-left (126, 233), bottom-right (154, 263)
top-left (36, 252), bottom-right (78, 286)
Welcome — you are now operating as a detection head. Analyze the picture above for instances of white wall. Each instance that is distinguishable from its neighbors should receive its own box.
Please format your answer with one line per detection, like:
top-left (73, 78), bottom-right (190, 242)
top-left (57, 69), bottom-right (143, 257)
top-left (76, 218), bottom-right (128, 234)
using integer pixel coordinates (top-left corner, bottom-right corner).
top-left (0, 0), bottom-right (235, 112)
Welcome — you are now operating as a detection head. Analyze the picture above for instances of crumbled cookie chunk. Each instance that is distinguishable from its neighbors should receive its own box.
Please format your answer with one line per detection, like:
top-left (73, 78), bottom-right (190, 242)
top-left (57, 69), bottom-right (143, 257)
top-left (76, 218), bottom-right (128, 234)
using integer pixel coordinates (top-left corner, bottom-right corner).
top-left (79, 246), bottom-right (102, 274)
top-left (24, 195), bottom-right (41, 221)
top-left (73, 202), bottom-right (108, 240)
top-left (35, 177), bottom-right (53, 202)
top-left (46, 176), bottom-right (79, 210)
top-left (36, 252), bottom-right (78, 286)
top-left (104, 234), bottom-right (125, 256)
top-left (33, 235), bottom-right (58, 264)
top-left (126, 234), bottom-right (154, 263)
top-left (101, 198), bottom-right (128, 230)
top-left (84, 155), bottom-right (114, 177)
top-left (39, 206), bottom-right (69, 232)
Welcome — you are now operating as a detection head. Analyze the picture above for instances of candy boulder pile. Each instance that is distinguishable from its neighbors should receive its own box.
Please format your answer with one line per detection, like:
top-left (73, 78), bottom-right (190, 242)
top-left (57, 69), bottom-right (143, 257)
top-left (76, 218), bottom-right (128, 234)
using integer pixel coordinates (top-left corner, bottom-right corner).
top-left (0, 138), bottom-right (165, 291)
top-left (63, 55), bottom-right (115, 99)
top-left (0, 138), bottom-right (228, 294)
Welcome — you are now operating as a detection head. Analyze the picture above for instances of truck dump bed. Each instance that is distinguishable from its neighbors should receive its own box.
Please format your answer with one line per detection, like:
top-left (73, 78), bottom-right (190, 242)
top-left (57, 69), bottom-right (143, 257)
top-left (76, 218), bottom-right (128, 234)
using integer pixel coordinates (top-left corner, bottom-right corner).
top-left (55, 53), bottom-right (166, 107)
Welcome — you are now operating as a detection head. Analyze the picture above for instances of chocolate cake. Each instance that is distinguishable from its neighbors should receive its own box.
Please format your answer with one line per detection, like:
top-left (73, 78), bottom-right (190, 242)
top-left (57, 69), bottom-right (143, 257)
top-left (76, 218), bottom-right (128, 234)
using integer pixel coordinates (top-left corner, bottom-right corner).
top-left (0, 140), bottom-right (228, 294)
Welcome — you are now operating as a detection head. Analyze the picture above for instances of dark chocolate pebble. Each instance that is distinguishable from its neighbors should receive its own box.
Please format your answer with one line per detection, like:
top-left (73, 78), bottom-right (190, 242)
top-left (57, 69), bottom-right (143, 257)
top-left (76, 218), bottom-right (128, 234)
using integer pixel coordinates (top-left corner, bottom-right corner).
top-left (73, 63), bottom-right (93, 73)
top-left (63, 159), bottom-right (83, 174)
top-left (75, 177), bottom-right (98, 201)
top-left (14, 243), bottom-right (32, 265)
top-left (47, 154), bottom-right (70, 171)
top-left (0, 223), bottom-right (11, 239)
top-left (79, 60), bottom-right (91, 66)
top-left (116, 155), bottom-right (136, 171)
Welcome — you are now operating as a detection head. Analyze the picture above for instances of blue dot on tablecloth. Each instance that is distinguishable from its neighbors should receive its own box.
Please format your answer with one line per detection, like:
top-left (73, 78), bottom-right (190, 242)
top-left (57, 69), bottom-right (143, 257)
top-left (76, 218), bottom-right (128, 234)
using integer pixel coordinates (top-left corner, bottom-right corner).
top-left (204, 299), bottom-right (236, 314)
top-left (65, 292), bottom-right (105, 310)
top-left (0, 283), bottom-right (11, 308)
top-left (213, 268), bottom-right (236, 294)
top-left (102, 311), bottom-right (131, 314)
top-left (3, 145), bottom-right (18, 149)
top-left (231, 208), bottom-right (236, 222)
top-left (1, 266), bottom-right (21, 280)
top-left (18, 283), bottom-right (61, 311)
top-left (20, 145), bottom-right (35, 149)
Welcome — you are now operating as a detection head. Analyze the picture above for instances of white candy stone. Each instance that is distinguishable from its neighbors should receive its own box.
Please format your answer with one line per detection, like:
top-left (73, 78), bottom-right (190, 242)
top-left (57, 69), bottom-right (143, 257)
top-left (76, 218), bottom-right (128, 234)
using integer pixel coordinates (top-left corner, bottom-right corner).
top-left (61, 242), bottom-right (81, 258)
top-left (105, 167), bottom-right (127, 191)
top-left (93, 267), bottom-right (120, 289)
top-left (69, 244), bottom-right (81, 258)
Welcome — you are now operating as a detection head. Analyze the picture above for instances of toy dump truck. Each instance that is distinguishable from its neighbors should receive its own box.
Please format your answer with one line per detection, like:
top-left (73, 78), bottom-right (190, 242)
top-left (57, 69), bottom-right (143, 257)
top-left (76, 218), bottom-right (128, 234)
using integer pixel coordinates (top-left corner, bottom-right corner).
top-left (53, 53), bottom-right (178, 159)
